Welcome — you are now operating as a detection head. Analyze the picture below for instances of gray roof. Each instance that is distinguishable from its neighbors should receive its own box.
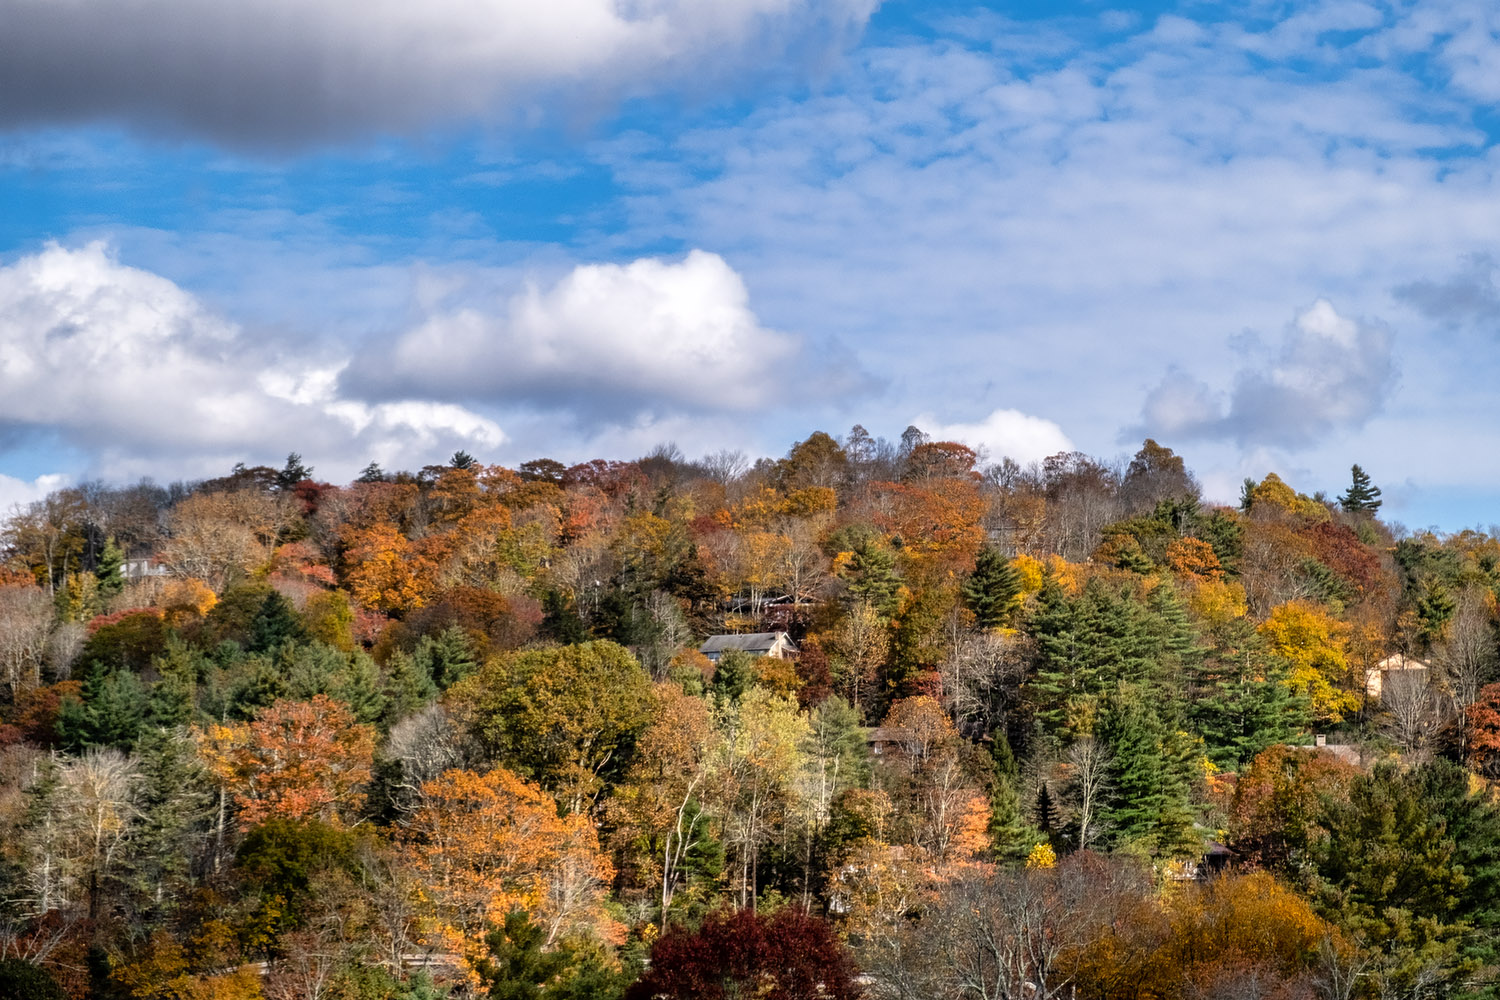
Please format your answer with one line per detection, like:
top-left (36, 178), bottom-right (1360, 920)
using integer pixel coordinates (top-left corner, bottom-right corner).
top-left (699, 632), bottom-right (795, 655)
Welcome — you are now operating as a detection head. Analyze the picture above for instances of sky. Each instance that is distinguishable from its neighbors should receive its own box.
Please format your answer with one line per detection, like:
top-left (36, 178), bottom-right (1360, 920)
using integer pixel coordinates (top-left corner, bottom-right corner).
top-left (1, 0), bottom-right (1498, 531)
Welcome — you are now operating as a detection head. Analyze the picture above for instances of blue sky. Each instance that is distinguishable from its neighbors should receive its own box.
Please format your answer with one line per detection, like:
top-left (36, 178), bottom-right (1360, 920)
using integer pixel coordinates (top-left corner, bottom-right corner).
top-left (1, 0), bottom-right (1498, 531)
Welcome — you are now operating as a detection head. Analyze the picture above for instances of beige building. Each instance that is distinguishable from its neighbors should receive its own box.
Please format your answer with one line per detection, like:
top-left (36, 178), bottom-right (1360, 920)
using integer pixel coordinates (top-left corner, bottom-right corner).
top-left (1365, 652), bottom-right (1429, 700)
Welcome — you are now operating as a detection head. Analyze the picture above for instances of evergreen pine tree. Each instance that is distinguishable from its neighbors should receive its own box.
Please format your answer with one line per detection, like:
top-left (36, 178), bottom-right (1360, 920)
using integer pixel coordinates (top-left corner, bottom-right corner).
top-left (963, 546), bottom-right (1023, 630)
top-left (124, 729), bottom-right (213, 924)
top-left (541, 590), bottom-right (590, 645)
top-left (421, 626), bottom-right (479, 689)
top-left (94, 536), bottom-right (125, 600)
top-left (382, 648), bottom-right (439, 727)
top-left (148, 639), bottom-right (199, 728)
top-left (1029, 578), bottom-right (1155, 740)
top-left (1097, 687), bottom-right (1199, 858)
top-left (356, 461), bottom-right (386, 483)
top-left (1338, 463), bottom-right (1383, 514)
top-left (58, 660), bottom-right (147, 749)
top-left (276, 452), bottom-right (314, 490)
top-left (1034, 782), bottom-right (1060, 841)
top-left (988, 738), bottom-right (1038, 864)
top-left (842, 540), bottom-right (900, 615)
top-left (249, 590), bottom-right (307, 653)
top-left (710, 650), bottom-right (755, 703)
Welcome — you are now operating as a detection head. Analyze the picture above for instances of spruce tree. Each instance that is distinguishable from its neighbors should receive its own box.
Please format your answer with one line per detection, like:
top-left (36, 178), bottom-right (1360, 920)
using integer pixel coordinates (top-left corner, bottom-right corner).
top-left (1034, 782), bottom-right (1060, 841)
top-left (381, 648), bottom-right (439, 728)
top-left (1097, 687), bottom-right (1198, 858)
top-left (988, 738), bottom-right (1038, 864)
top-left (124, 729), bottom-right (213, 923)
top-left (842, 540), bottom-right (901, 616)
top-left (276, 452), bottom-right (314, 490)
top-left (963, 546), bottom-right (1023, 630)
top-left (148, 639), bottom-right (199, 728)
top-left (94, 536), bottom-right (125, 600)
top-left (421, 626), bottom-right (479, 689)
top-left (249, 590), bottom-right (307, 653)
top-left (1338, 463), bottom-right (1382, 514)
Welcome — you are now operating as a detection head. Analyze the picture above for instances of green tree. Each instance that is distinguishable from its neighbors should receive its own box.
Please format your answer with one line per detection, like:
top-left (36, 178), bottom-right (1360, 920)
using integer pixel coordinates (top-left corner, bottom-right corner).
top-left (1189, 617), bottom-right (1309, 768)
top-left (1028, 577), bottom-right (1154, 739)
top-left (988, 740), bottom-right (1037, 864)
top-left (962, 547), bottom-right (1023, 630)
top-left (57, 661), bottom-right (148, 749)
top-left (0, 960), bottom-right (68, 1000)
top-left (249, 590), bottom-right (308, 653)
top-left (276, 452), bottom-right (314, 490)
top-left (1313, 761), bottom-right (1472, 992)
top-left (709, 650), bottom-right (756, 704)
top-left (455, 640), bottom-right (654, 813)
top-left (1338, 463), bottom-right (1383, 515)
top-left (94, 535), bottom-right (126, 600)
top-left (1096, 687), bottom-right (1198, 859)
top-left (477, 909), bottom-right (626, 1000)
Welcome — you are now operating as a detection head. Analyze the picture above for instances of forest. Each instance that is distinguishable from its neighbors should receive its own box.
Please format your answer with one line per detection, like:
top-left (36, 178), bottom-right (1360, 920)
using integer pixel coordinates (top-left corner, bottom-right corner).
top-left (1, 428), bottom-right (1499, 1000)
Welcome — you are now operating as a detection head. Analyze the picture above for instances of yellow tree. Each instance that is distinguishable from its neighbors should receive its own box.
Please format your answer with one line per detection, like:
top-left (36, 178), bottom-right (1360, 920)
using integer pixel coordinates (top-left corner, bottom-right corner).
top-left (711, 688), bottom-right (810, 909)
top-left (341, 519), bottom-right (440, 615)
top-left (606, 684), bottom-right (720, 921)
top-left (1259, 600), bottom-right (1359, 722)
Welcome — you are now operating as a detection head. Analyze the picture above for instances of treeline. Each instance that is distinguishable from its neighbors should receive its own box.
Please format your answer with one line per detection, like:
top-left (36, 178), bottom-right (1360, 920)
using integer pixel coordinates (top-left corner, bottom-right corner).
top-left (1, 430), bottom-right (1499, 999)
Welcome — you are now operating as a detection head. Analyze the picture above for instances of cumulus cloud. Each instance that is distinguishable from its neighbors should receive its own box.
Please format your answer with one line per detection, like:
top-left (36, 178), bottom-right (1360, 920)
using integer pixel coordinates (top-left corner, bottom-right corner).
top-left (0, 473), bottom-right (72, 515)
top-left (1136, 299), bottom-right (1397, 449)
top-left (353, 249), bottom-right (866, 416)
top-left (0, 0), bottom-right (877, 146)
top-left (912, 408), bottom-right (1074, 466)
top-left (0, 243), bottom-right (503, 479)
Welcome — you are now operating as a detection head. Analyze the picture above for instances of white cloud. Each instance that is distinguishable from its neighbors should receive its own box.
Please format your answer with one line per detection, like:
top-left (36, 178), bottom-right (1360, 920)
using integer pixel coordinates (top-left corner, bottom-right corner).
top-left (912, 408), bottom-right (1074, 466)
top-left (0, 473), bottom-right (72, 515)
top-left (0, 0), bottom-right (878, 146)
top-left (361, 249), bottom-right (857, 415)
top-left (0, 243), bottom-right (504, 480)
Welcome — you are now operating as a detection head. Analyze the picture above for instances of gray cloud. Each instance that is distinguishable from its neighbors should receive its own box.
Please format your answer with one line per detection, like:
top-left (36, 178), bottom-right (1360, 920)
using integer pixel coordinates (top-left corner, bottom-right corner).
top-left (1395, 254), bottom-right (1500, 327)
top-left (1135, 299), bottom-right (1397, 449)
top-left (0, 0), bottom-right (876, 147)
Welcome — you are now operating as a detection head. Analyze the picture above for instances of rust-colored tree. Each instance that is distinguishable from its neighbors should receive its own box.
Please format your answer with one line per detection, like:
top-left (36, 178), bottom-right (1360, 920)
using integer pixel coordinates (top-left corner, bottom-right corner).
top-left (625, 907), bottom-right (862, 1000)
top-left (196, 695), bottom-right (376, 831)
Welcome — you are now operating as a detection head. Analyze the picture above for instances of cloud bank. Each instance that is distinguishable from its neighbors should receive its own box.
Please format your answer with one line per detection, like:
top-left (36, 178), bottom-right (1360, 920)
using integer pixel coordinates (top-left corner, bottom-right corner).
top-left (0, 0), bottom-right (877, 146)
top-left (0, 243), bottom-right (850, 480)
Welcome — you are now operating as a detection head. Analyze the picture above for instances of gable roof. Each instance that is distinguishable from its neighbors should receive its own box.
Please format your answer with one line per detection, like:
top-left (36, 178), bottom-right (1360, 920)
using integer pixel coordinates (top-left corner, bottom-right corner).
top-left (699, 632), bottom-right (796, 655)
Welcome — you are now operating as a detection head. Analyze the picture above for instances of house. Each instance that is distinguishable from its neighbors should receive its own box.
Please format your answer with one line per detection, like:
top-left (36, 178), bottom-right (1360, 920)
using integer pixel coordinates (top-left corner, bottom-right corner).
top-left (1299, 733), bottom-right (1364, 766)
top-left (698, 631), bottom-right (797, 663)
top-left (121, 557), bottom-right (170, 582)
top-left (1365, 652), bottom-right (1429, 701)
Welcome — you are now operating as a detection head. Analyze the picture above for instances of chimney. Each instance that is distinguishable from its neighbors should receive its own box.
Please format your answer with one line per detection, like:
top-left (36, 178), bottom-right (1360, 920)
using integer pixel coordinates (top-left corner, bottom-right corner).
top-left (1315, 734), bottom-right (1327, 747)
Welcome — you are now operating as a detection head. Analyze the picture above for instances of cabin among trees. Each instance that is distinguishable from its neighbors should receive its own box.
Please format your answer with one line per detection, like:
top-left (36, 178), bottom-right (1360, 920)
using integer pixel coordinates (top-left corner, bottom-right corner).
top-left (698, 630), bottom-right (797, 663)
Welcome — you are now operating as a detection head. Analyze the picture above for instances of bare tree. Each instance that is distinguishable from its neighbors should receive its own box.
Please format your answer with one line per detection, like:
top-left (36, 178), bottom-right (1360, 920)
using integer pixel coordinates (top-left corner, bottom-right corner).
top-left (1433, 585), bottom-right (1497, 755)
top-left (0, 585), bottom-right (52, 695)
top-left (940, 631), bottom-right (1031, 740)
top-left (1380, 670), bottom-right (1445, 759)
top-left (1065, 735), bottom-right (1112, 850)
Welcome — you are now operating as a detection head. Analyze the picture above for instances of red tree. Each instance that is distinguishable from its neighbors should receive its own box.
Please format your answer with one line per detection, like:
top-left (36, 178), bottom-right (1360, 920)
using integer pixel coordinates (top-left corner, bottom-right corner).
top-left (626, 908), bottom-right (862, 1000)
